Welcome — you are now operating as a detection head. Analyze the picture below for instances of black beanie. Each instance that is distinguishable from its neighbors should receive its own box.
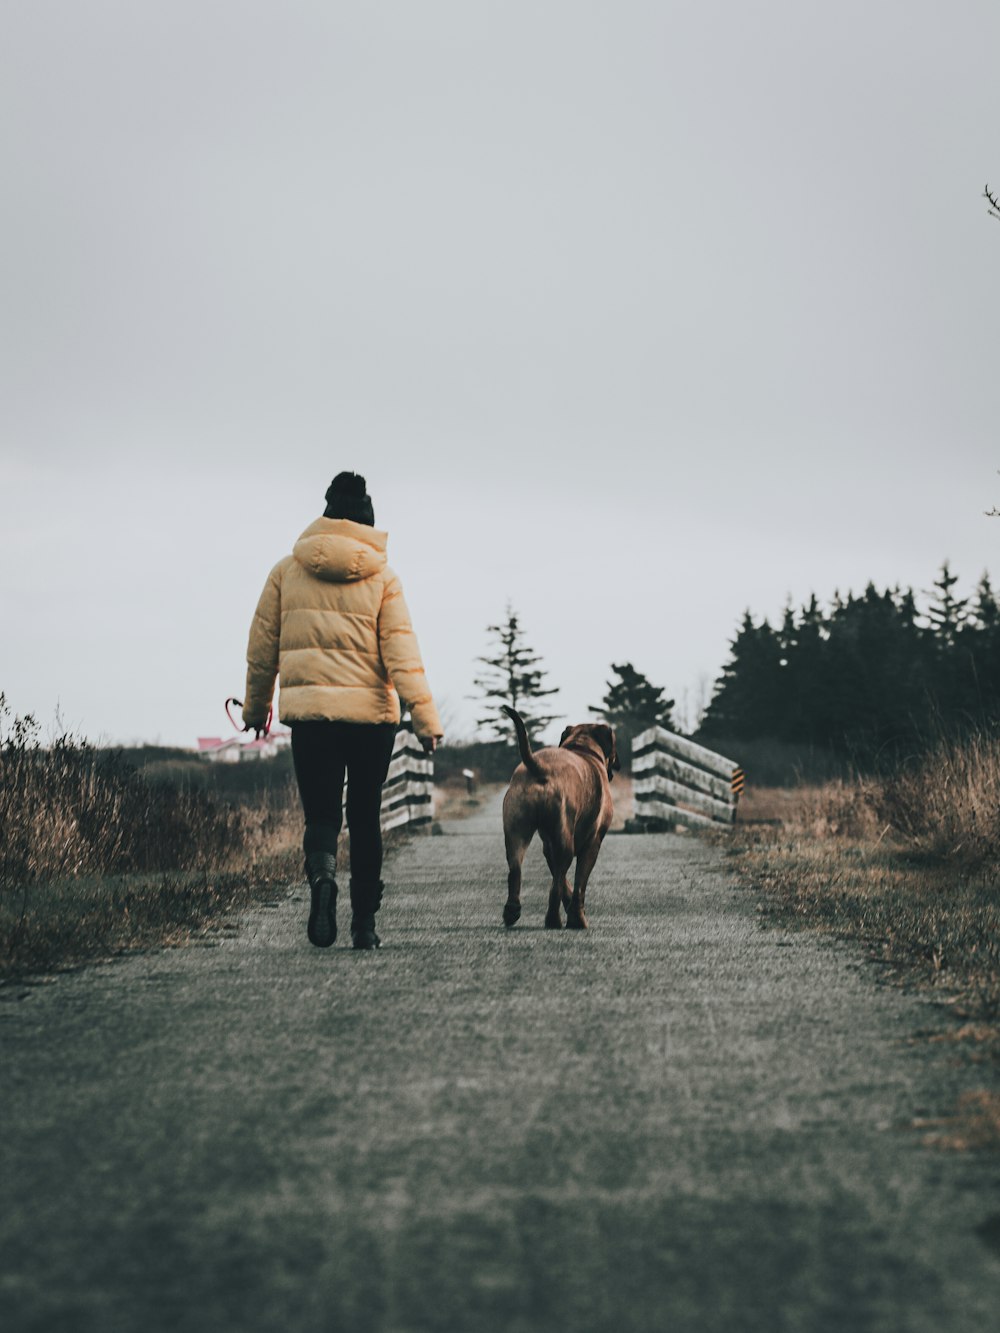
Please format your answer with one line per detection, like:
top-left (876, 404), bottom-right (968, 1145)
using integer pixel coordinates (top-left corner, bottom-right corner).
top-left (324, 471), bottom-right (375, 526)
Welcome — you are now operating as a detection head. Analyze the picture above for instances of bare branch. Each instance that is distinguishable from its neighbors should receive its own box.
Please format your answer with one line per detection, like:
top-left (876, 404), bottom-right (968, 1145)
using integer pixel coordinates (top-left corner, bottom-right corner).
top-left (985, 183), bottom-right (1000, 221)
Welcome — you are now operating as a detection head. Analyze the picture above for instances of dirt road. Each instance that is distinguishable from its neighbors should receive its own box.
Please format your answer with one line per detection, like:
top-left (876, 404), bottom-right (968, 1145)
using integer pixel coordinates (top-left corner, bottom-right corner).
top-left (3, 795), bottom-right (1000, 1332)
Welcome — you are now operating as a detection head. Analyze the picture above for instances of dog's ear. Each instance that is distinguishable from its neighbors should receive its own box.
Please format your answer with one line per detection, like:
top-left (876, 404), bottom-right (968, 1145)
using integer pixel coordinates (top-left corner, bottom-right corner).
top-left (559, 725), bottom-right (574, 747)
top-left (589, 723), bottom-right (619, 779)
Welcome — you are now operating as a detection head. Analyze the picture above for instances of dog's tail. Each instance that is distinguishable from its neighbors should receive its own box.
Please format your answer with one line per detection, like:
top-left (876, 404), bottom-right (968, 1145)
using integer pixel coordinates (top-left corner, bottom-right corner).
top-left (502, 705), bottom-right (547, 782)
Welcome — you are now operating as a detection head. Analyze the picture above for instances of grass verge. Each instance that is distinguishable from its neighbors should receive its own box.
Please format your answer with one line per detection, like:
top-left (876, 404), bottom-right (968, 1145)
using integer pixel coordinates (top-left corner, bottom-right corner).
top-left (731, 763), bottom-right (1000, 1147)
top-left (0, 692), bottom-right (440, 983)
top-left (0, 697), bottom-right (309, 983)
top-left (1, 862), bottom-right (298, 983)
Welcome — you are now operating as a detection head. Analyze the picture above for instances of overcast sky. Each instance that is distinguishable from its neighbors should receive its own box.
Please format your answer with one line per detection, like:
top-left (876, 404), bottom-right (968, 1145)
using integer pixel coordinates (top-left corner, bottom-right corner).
top-left (3, 1), bottom-right (1000, 747)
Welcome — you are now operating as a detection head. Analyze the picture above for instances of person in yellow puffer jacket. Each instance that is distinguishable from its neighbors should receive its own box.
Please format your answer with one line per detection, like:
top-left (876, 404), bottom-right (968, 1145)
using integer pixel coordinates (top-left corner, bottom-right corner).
top-left (241, 471), bottom-right (443, 951)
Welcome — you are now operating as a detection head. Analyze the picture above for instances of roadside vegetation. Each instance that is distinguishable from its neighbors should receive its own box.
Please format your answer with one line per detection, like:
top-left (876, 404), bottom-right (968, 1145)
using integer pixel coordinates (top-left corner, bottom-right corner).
top-left (733, 738), bottom-right (1000, 1146)
top-left (699, 561), bottom-right (1000, 767)
top-left (696, 560), bottom-right (1000, 1144)
top-left (1, 702), bottom-right (517, 983)
top-left (0, 696), bottom-right (302, 982)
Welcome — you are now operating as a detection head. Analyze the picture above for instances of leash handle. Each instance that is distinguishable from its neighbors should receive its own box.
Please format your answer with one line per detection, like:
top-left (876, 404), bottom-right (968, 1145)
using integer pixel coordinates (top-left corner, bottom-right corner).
top-left (225, 697), bottom-right (272, 737)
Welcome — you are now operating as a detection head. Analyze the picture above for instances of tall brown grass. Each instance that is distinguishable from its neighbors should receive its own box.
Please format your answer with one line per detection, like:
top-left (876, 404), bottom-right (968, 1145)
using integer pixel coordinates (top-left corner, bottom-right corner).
top-left (741, 735), bottom-right (1000, 868)
top-left (0, 696), bottom-right (300, 978)
top-left (732, 731), bottom-right (1000, 1125)
top-left (0, 699), bottom-right (298, 890)
top-left (870, 735), bottom-right (1000, 865)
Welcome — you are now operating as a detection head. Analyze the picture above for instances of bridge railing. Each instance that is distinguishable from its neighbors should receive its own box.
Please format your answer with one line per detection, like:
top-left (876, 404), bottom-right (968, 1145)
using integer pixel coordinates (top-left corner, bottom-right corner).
top-left (380, 719), bottom-right (434, 831)
top-left (631, 726), bottom-right (743, 832)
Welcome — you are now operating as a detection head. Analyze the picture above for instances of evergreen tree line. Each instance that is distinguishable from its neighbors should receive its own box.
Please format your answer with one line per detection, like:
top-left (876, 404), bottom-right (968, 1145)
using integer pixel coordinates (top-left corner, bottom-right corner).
top-left (699, 563), bottom-right (1000, 761)
top-left (463, 603), bottom-right (676, 775)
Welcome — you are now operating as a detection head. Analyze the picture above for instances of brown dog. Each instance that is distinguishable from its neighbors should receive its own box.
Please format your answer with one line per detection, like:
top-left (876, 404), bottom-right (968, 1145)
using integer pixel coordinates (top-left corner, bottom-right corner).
top-left (501, 704), bottom-right (620, 930)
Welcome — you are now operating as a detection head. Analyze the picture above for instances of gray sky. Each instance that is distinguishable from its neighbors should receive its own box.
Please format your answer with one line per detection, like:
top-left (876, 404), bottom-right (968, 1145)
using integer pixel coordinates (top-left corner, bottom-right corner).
top-left (3, 1), bottom-right (1000, 747)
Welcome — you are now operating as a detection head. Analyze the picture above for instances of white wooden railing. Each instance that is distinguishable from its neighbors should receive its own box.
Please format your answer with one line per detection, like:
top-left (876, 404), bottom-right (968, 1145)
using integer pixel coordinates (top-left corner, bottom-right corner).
top-left (631, 727), bottom-right (742, 831)
top-left (379, 719), bottom-right (434, 831)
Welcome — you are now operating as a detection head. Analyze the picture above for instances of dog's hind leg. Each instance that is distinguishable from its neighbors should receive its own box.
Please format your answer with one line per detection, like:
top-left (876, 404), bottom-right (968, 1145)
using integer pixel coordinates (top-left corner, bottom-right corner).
top-left (542, 836), bottom-right (573, 930)
top-left (503, 826), bottom-right (530, 927)
top-left (566, 836), bottom-right (602, 930)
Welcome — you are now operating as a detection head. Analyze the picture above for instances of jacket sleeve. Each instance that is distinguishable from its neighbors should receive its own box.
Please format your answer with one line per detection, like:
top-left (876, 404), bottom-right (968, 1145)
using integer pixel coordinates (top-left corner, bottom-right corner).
top-left (242, 562), bottom-right (283, 728)
top-left (378, 571), bottom-right (443, 739)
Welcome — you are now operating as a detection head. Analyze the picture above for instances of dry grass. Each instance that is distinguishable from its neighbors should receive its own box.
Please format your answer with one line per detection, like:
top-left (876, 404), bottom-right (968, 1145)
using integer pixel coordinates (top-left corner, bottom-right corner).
top-left (731, 741), bottom-right (1000, 1148)
top-left (915, 1092), bottom-right (1000, 1151)
top-left (871, 733), bottom-right (1000, 864)
top-left (0, 699), bottom-right (302, 982)
top-left (2, 862), bottom-right (302, 981)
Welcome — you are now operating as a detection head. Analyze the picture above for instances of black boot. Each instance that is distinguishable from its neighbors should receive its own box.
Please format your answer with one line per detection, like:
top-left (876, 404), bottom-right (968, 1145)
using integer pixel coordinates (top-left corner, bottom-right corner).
top-left (350, 879), bottom-right (383, 950)
top-left (305, 851), bottom-right (338, 948)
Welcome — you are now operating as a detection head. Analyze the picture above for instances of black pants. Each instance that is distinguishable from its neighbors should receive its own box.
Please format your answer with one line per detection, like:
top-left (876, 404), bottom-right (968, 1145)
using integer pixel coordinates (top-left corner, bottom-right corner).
top-left (291, 721), bottom-right (398, 884)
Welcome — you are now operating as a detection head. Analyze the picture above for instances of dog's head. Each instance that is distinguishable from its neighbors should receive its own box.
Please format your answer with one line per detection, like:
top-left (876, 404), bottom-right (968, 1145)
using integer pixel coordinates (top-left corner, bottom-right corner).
top-left (559, 722), bottom-right (621, 781)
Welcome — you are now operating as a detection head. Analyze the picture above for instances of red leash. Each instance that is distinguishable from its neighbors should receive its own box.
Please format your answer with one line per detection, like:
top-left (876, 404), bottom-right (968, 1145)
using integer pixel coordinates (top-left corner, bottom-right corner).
top-left (225, 697), bottom-right (272, 737)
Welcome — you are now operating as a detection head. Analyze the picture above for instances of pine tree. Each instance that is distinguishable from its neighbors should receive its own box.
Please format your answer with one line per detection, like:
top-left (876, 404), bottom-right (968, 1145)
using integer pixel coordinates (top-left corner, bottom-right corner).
top-left (924, 562), bottom-right (971, 720)
top-left (699, 611), bottom-right (784, 739)
top-left (957, 573), bottom-right (1000, 722)
top-left (969, 573), bottom-right (1000, 633)
top-left (778, 594), bottom-right (825, 745)
top-left (925, 561), bottom-right (968, 649)
top-left (828, 584), bottom-right (926, 755)
top-left (700, 563), bottom-right (1000, 759)
top-left (473, 604), bottom-right (561, 744)
top-left (590, 663), bottom-right (675, 769)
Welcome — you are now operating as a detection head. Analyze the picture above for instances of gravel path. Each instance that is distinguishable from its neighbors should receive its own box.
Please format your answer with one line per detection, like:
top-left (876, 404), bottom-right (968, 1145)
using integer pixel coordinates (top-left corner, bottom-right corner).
top-left (3, 794), bottom-right (1000, 1332)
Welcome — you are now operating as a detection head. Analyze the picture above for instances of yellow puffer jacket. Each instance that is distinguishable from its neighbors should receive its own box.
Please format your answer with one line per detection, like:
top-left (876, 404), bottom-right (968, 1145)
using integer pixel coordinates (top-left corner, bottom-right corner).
top-left (242, 518), bottom-right (443, 739)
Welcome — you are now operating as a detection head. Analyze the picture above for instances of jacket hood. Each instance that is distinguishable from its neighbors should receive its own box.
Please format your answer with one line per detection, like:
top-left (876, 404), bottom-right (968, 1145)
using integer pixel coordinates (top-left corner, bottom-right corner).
top-left (292, 517), bottom-right (388, 583)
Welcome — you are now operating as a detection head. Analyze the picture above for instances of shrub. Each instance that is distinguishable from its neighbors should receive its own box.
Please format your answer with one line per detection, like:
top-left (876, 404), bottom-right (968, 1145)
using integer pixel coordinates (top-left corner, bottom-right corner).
top-left (870, 734), bottom-right (1000, 865)
top-left (0, 695), bottom-right (296, 893)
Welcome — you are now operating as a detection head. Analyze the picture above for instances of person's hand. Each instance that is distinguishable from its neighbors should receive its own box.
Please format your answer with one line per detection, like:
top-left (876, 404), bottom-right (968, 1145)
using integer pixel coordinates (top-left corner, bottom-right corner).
top-left (420, 735), bottom-right (439, 754)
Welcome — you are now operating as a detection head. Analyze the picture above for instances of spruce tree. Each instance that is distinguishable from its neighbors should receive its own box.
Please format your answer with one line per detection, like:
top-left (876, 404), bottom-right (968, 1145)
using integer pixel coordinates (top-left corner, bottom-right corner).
top-left (925, 562), bottom-right (971, 720)
top-left (701, 563), bottom-right (1000, 759)
top-left (971, 573), bottom-right (1000, 633)
top-left (834, 584), bottom-right (925, 755)
top-left (957, 573), bottom-right (1000, 722)
top-left (699, 612), bottom-right (783, 739)
top-left (590, 663), bottom-right (675, 769)
top-left (473, 604), bottom-right (561, 745)
top-left (926, 561), bottom-right (969, 649)
top-left (780, 595), bottom-right (825, 745)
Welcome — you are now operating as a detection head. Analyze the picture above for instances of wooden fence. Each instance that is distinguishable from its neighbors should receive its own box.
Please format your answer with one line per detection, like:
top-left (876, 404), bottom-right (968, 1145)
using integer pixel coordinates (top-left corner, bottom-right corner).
top-left (631, 726), bottom-right (742, 831)
top-left (379, 719), bottom-right (434, 831)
